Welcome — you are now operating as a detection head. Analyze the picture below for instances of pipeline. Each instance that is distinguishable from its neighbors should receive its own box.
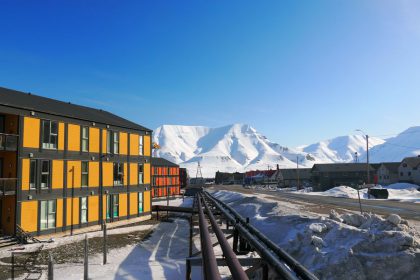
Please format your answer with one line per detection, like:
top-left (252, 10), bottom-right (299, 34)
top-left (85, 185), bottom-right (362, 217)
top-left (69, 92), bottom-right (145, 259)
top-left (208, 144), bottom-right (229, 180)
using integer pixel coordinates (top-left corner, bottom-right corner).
top-left (203, 191), bottom-right (318, 280)
top-left (200, 193), bottom-right (249, 280)
top-left (197, 195), bottom-right (222, 280)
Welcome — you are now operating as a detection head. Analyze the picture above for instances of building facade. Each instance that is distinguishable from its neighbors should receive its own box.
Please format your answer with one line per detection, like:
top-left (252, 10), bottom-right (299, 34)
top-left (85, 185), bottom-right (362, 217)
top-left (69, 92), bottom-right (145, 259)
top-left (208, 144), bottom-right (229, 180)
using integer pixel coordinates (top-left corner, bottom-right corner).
top-left (398, 157), bottom-right (420, 185)
top-left (377, 162), bottom-right (400, 185)
top-left (0, 87), bottom-right (152, 236)
top-left (151, 157), bottom-right (180, 199)
top-left (179, 168), bottom-right (188, 189)
top-left (311, 163), bottom-right (376, 191)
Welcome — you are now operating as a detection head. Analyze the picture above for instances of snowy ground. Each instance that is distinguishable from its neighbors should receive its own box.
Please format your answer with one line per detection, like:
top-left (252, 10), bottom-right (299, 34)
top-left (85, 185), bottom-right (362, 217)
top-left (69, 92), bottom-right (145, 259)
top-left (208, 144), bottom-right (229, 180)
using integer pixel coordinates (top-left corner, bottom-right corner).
top-left (211, 190), bottom-right (420, 280)
top-left (299, 183), bottom-right (420, 203)
top-left (1, 197), bottom-right (194, 280)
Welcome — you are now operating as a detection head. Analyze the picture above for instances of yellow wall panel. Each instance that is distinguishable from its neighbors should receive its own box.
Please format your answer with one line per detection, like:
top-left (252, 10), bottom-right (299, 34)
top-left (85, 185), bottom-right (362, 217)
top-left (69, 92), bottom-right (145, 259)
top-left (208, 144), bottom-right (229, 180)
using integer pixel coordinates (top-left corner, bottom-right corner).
top-left (52, 160), bottom-right (64, 189)
top-left (119, 132), bottom-right (128, 155)
top-left (58, 122), bottom-right (65, 150)
top-left (21, 159), bottom-right (30, 191)
top-left (143, 163), bottom-right (151, 184)
top-left (21, 201), bottom-right (38, 233)
top-left (102, 129), bottom-right (107, 154)
top-left (144, 135), bottom-right (151, 156)
top-left (67, 161), bottom-right (81, 188)
top-left (129, 192), bottom-right (138, 215)
top-left (89, 127), bottom-right (100, 153)
top-left (89, 161), bottom-right (99, 187)
top-left (67, 124), bottom-right (80, 151)
top-left (124, 163), bottom-right (128, 185)
top-left (143, 191), bottom-right (151, 212)
top-left (129, 163), bottom-right (138, 185)
top-left (103, 195), bottom-right (107, 219)
top-left (102, 162), bottom-right (113, 187)
top-left (88, 196), bottom-right (99, 222)
top-left (66, 197), bottom-right (79, 226)
top-left (119, 193), bottom-right (127, 217)
top-left (56, 199), bottom-right (63, 228)
top-left (23, 117), bottom-right (40, 148)
top-left (129, 134), bottom-right (139, 156)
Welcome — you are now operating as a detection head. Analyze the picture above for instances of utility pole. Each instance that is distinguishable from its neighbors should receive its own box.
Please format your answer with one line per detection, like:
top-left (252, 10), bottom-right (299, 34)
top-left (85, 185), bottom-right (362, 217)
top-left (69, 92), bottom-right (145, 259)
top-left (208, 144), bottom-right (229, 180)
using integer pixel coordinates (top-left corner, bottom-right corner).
top-left (366, 134), bottom-right (370, 184)
top-left (296, 155), bottom-right (300, 190)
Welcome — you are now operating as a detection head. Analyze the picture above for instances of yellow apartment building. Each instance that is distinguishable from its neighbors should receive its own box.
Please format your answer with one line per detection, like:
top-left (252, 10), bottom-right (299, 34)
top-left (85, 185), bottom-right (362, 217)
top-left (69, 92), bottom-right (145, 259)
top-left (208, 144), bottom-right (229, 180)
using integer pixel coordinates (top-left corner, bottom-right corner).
top-left (0, 87), bottom-right (152, 236)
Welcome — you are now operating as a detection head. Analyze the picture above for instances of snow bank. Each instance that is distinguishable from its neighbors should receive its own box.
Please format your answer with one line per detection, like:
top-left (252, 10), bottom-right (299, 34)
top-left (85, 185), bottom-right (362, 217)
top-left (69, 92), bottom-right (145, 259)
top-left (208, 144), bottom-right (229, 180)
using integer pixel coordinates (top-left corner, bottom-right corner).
top-left (301, 183), bottom-right (420, 203)
top-left (212, 190), bottom-right (420, 280)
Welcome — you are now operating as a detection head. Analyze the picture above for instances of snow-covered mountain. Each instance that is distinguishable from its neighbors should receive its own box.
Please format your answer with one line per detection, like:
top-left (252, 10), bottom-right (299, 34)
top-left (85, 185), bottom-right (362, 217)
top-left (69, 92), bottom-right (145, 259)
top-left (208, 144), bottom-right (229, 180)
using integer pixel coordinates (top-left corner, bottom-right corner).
top-left (153, 124), bottom-right (386, 177)
top-left (298, 135), bottom-right (385, 163)
top-left (363, 127), bottom-right (420, 162)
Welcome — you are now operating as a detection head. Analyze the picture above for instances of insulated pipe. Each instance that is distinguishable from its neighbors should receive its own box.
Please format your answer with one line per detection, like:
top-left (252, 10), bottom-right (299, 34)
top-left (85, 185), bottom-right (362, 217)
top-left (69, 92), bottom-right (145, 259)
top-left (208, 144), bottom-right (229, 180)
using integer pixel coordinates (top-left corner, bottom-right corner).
top-left (197, 195), bottom-right (222, 280)
top-left (204, 192), bottom-right (318, 280)
top-left (200, 193), bottom-right (249, 280)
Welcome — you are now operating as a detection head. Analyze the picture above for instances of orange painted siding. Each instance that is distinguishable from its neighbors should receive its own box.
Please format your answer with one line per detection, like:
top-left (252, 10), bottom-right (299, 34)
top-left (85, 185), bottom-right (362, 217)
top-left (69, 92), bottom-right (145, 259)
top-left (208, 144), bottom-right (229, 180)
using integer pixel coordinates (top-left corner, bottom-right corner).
top-left (67, 124), bottom-right (81, 151)
top-left (23, 117), bottom-right (40, 148)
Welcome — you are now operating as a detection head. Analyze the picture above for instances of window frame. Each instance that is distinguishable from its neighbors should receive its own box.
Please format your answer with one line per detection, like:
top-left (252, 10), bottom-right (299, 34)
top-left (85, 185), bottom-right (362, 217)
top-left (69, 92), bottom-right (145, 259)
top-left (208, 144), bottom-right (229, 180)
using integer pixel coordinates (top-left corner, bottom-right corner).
top-left (113, 132), bottom-right (119, 154)
top-left (81, 161), bottom-right (89, 187)
top-left (81, 126), bottom-right (89, 152)
top-left (113, 162), bottom-right (124, 186)
top-left (39, 200), bottom-right (56, 230)
top-left (40, 160), bottom-right (51, 190)
top-left (138, 163), bottom-right (143, 184)
top-left (29, 159), bottom-right (37, 190)
top-left (138, 192), bottom-right (143, 213)
top-left (41, 120), bottom-right (58, 150)
top-left (112, 194), bottom-right (119, 218)
top-left (139, 135), bottom-right (144, 156)
top-left (80, 196), bottom-right (88, 224)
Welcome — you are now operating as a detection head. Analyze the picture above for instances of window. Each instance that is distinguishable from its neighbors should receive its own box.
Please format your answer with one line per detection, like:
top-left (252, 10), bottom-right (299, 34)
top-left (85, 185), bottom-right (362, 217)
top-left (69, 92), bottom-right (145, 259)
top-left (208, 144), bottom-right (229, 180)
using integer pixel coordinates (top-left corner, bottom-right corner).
top-left (40, 200), bottom-right (56, 230)
top-left (138, 164), bottom-right (143, 184)
top-left (81, 162), bottom-right (89, 187)
top-left (42, 120), bottom-right (58, 149)
top-left (113, 163), bottom-right (123, 186)
top-left (107, 131), bottom-right (112, 154)
top-left (106, 131), bottom-right (119, 154)
top-left (80, 197), bottom-right (88, 224)
top-left (139, 136), bottom-right (144, 155)
top-left (29, 160), bottom-right (37, 190)
top-left (408, 172), bottom-right (412, 176)
top-left (82, 127), bottom-right (89, 152)
top-left (112, 194), bottom-right (119, 218)
top-left (106, 195), bottom-right (111, 219)
top-left (400, 172), bottom-right (404, 176)
top-left (40, 160), bottom-right (51, 189)
top-left (138, 192), bottom-right (143, 213)
top-left (113, 132), bottom-right (119, 154)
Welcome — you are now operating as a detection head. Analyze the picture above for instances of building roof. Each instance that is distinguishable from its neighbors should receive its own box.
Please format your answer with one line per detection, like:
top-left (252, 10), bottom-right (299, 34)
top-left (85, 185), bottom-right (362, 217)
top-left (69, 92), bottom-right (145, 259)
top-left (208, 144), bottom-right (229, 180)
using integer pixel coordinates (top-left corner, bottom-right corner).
top-left (401, 156), bottom-right (420, 168)
top-left (0, 87), bottom-right (151, 132)
top-left (379, 162), bottom-right (400, 173)
top-left (311, 163), bottom-right (376, 173)
top-left (151, 157), bottom-right (179, 167)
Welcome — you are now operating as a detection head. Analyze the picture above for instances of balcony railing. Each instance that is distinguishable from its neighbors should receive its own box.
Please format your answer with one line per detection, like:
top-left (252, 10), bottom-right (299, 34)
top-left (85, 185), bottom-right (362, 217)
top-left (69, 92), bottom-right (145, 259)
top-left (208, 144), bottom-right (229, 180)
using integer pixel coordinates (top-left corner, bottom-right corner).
top-left (0, 133), bottom-right (18, 151)
top-left (0, 178), bottom-right (17, 195)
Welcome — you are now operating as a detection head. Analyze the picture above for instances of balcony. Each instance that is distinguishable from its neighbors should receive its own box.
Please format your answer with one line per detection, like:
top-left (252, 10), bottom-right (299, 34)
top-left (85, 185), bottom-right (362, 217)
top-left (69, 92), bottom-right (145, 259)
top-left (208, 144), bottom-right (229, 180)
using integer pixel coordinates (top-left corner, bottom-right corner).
top-left (0, 178), bottom-right (17, 196)
top-left (0, 133), bottom-right (18, 151)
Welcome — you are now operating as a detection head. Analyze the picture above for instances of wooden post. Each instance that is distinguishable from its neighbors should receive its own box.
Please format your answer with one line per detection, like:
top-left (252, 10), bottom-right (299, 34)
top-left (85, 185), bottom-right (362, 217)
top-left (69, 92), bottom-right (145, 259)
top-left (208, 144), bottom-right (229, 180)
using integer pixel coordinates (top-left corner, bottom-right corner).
top-left (11, 252), bottom-right (14, 280)
top-left (84, 235), bottom-right (88, 280)
top-left (103, 222), bottom-right (107, 265)
top-left (48, 253), bottom-right (54, 280)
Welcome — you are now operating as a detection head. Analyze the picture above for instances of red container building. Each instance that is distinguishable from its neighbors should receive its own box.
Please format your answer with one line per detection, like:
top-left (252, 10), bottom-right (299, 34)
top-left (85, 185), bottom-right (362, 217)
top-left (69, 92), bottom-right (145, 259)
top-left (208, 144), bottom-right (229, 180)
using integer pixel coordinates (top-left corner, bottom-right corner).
top-left (151, 157), bottom-right (180, 198)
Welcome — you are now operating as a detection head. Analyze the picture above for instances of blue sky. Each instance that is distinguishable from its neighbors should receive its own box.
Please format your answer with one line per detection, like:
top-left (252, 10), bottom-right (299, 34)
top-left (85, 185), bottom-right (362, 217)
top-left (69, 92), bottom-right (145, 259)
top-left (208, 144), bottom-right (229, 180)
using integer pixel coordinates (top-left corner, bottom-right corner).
top-left (1, 1), bottom-right (420, 146)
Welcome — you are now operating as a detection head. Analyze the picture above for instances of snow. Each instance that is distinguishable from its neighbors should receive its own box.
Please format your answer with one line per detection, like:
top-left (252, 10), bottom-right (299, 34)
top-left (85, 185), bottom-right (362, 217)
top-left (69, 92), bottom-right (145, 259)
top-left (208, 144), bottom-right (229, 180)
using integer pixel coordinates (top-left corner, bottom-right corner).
top-left (300, 183), bottom-right (420, 203)
top-left (153, 124), bottom-right (385, 177)
top-left (211, 190), bottom-right (420, 280)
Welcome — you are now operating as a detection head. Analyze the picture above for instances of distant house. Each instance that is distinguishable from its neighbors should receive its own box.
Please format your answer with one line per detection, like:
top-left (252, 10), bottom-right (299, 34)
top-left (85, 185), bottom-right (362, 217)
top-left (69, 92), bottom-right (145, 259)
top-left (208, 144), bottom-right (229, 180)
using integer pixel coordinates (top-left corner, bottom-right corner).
top-left (398, 157), bottom-right (420, 185)
top-left (272, 168), bottom-right (312, 188)
top-left (377, 162), bottom-right (400, 185)
top-left (244, 170), bottom-right (276, 185)
top-left (311, 163), bottom-right (376, 191)
top-left (215, 171), bottom-right (244, 185)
